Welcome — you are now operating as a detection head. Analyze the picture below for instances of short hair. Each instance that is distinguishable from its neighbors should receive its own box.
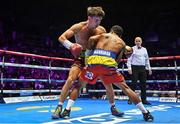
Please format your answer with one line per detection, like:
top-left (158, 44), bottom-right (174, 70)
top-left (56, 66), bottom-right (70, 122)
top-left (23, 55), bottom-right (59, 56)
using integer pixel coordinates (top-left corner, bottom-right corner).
top-left (110, 25), bottom-right (123, 37)
top-left (87, 6), bottom-right (105, 18)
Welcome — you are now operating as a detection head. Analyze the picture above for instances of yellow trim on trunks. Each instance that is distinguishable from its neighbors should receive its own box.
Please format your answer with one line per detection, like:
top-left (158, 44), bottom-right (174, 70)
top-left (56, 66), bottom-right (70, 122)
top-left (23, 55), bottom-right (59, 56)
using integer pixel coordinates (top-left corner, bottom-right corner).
top-left (87, 55), bottom-right (117, 67)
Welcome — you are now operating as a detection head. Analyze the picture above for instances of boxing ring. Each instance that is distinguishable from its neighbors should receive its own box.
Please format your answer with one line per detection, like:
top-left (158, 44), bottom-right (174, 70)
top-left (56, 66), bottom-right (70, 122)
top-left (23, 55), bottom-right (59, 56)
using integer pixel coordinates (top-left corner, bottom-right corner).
top-left (0, 49), bottom-right (180, 123)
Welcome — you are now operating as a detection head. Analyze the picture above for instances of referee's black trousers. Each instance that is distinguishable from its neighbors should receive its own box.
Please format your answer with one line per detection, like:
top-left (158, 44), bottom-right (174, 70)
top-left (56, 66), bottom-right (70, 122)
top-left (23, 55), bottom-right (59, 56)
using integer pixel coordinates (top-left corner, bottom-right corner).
top-left (130, 65), bottom-right (147, 102)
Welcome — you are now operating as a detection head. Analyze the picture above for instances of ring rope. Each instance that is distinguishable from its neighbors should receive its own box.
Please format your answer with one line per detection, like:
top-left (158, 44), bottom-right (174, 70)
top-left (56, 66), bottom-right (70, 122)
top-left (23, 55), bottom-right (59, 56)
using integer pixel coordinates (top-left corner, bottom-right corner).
top-left (0, 62), bottom-right (179, 71)
top-left (3, 89), bottom-right (61, 94)
top-left (2, 89), bottom-right (179, 95)
top-left (0, 49), bottom-right (74, 62)
top-left (2, 78), bottom-right (66, 83)
top-left (0, 62), bottom-right (70, 70)
top-left (2, 78), bottom-right (179, 84)
top-left (0, 49), bottom-right (180, 61)
top-left (88, 89), bottom-right (180, 94)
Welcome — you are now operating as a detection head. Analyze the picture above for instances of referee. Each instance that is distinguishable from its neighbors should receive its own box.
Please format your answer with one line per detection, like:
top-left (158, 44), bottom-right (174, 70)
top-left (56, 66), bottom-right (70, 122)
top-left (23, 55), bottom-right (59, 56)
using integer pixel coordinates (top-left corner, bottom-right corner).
top-left (127, 37), bottom-right (152, 105)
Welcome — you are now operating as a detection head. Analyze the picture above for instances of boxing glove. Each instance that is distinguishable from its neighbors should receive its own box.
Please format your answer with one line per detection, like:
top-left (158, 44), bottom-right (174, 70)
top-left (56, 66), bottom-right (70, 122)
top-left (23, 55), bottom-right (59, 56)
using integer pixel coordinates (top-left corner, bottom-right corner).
top-left (124, 45), bottom-right (133, 58)
top-left (62, 39), bottom-right (83, 58)
top-left (70, 43), bottom-right (83, 58)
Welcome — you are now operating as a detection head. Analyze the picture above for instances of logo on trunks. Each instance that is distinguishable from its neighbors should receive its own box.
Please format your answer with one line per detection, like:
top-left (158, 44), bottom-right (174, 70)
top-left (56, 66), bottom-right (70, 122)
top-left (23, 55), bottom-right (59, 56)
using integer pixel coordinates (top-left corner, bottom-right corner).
top-left (94, 50), bottom-right (111, 56)
top-left (85, 71), bottom-right (94, 80)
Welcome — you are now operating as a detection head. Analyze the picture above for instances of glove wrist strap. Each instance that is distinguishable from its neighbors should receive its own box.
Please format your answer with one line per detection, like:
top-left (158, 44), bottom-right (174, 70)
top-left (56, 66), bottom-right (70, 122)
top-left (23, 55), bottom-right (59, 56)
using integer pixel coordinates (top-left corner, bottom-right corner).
top-left (62, 39), bottom-right (73, 49)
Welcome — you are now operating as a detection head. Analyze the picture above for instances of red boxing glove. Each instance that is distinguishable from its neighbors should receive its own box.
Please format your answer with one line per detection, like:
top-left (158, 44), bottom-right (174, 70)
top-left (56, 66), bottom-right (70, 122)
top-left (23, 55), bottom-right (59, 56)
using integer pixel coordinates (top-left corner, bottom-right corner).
top-left (70, 43), bottom-right (83, 58)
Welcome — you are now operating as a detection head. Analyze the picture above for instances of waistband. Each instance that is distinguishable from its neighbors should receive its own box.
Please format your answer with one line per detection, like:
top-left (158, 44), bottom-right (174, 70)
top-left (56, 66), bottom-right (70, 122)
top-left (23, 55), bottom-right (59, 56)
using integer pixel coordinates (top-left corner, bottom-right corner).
top-left (132, 65), bottom-right (145, 68)
top-left (91, 49), bottom-right (117, 59)
top-left (87, 64), bottom-right (117, 69)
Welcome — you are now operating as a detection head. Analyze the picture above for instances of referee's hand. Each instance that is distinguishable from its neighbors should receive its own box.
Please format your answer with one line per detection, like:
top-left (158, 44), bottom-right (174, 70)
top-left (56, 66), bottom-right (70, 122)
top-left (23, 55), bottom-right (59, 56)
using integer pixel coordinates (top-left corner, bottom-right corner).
top-left (128, 69), bottom-right (132, 75)
top-left (148, 70), bottom-right (152, 75)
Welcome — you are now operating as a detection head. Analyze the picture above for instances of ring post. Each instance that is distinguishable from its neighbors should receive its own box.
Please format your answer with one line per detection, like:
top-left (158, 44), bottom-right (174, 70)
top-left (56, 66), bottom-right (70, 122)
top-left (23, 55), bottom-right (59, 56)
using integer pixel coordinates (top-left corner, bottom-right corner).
top-left (0, 54), bottom-right (5, 103)
top-left (48, 60), bottom-right (52, 94)
top-left (174, 59), bottom-right (179, 102)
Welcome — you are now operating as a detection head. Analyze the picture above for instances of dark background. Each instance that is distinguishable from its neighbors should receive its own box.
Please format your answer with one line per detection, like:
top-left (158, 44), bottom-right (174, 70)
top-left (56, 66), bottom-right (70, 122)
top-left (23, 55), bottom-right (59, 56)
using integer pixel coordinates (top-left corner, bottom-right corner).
top-left (0, 0), bottom-right (180, 56)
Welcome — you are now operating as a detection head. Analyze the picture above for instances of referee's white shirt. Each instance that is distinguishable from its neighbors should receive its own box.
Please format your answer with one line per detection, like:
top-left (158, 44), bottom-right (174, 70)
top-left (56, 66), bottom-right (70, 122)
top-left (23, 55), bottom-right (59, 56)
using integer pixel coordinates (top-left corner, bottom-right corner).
top-left (127, 46), bottom-right (151, 70)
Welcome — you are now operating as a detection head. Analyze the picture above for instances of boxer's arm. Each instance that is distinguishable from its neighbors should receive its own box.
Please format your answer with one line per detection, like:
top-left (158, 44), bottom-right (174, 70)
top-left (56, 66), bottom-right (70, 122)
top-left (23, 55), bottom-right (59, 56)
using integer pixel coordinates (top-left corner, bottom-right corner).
top-left (86, 26), bottom-right (106, 50)
top-left (96, 26), bottom-right (106, 34)
top-left (58, 23), bottom-right (83, 57)
top-left (116, 39), bottom-right (126, 62)
top-left (116, 46), bottom-right (125, 62)
top-left (116, 45), bottom-right (133, 63)
top-left (58, 23), bottom-right (81, 49)
top-left (87, 34), bottom-right (102, 50)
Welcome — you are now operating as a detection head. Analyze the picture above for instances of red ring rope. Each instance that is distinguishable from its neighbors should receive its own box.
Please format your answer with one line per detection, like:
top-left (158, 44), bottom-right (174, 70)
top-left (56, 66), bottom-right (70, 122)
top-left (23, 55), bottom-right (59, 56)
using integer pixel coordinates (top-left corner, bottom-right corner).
top-left (0, 49), bottom-right (180, 62)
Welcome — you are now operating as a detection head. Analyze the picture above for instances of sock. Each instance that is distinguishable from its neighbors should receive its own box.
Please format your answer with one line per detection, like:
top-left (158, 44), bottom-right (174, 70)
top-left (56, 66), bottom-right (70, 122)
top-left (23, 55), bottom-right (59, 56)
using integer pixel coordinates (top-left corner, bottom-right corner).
top-left (136, 102), bottom-right (148, 113)
top-left (58, 102), bottom-right (63, 106)
top-left (66, 99), bottom-right (75, 110)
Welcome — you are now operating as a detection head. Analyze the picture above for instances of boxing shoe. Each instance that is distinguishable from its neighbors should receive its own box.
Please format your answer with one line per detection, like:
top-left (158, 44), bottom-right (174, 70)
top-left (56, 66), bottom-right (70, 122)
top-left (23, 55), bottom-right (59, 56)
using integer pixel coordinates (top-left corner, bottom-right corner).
top-left (111, 105), bottom-right (124, 117)
top-left (51, 105), bottom-right (62, 119)
top-left (70, 43), bottom-right (83, 58)
top-left (143, 110), bottom-right (154, 122)
top-left (61, 109), bottom-right (71, 119)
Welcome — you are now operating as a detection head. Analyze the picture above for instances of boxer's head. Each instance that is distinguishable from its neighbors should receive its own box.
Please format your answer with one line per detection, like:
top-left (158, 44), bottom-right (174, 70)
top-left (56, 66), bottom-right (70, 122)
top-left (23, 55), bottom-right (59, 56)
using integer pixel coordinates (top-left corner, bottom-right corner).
top-left (87, 6), bottom-right (105, 18)
top-left (87, 6), bottom-right (105, 29)
top-left (110, 25), bottom-right (123, 37)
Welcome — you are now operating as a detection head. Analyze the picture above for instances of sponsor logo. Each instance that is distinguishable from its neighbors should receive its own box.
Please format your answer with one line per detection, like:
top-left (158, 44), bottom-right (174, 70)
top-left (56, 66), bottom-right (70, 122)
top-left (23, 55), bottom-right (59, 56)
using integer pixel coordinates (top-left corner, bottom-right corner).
top-left (159, 97), bottom-right (177, 102)
top-left (4, 96), bottom-right (41, 103)
top-left (40, 95), bottom-right (59, 101)
top-left (43, 113), bottom-right (131, 124)
top-left (85, 71), bottom-right (94, 80)
top-left (94, 50), bottom-right (111, 56)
